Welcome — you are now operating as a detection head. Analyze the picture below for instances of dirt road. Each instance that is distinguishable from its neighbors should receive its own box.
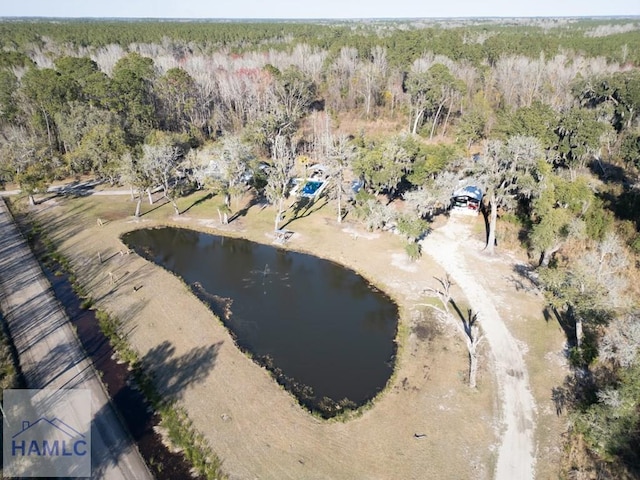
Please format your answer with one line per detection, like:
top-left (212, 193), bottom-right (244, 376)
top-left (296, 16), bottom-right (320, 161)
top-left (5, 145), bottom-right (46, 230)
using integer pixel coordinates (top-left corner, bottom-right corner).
top-left (422, 215), bottom-right (536, 480)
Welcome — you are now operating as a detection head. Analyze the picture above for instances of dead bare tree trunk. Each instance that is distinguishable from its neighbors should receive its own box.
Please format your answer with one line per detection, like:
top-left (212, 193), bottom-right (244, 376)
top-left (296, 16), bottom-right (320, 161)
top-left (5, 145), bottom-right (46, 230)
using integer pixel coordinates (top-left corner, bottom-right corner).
top-left (540, 243), bottom-right (562, 267)
top-left (41, 107), bottom-right (53, 150)
top-left (485, 193), bottom-right (498, 254)
top-left (468, 344), bottom-right (479, 388)
top-left (336, 183), bottom-right (343, 223)
top-left (274, 197), bottom-right (284, 232)
top-left (412, 109), bottom-right (425, 135)
top-left (429, 101), bottom-right (445, 140)
top-left (424, 276), bottom-right (483, 388)
top-left (462, 310), bottom-right (482, 389)
top-left (571, 306), bottom-right (584, 349)
top-left (442, 95), bottom-right (455, 137)
top-left (135, 192), bottom-right (142, 218)
top-left (215, 197), bottom-right (231, 225)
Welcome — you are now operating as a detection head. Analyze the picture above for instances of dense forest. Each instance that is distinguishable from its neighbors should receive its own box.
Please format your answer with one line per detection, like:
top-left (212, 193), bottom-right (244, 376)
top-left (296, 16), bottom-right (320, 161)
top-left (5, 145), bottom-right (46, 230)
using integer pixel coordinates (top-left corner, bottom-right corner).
top-left (0, 17), bottom-right (639, 477)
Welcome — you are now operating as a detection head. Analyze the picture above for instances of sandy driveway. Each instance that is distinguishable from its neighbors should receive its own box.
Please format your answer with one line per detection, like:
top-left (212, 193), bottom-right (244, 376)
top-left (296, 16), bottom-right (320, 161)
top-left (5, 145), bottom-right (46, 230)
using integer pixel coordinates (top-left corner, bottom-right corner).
top-left (422, 215), bottom-right (536, 480)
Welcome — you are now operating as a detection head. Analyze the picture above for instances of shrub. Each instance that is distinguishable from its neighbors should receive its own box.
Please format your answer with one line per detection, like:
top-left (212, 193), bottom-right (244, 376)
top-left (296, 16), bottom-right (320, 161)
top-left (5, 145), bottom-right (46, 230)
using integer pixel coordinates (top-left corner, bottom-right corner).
top-left (405, 242), bottom-right (422, 261)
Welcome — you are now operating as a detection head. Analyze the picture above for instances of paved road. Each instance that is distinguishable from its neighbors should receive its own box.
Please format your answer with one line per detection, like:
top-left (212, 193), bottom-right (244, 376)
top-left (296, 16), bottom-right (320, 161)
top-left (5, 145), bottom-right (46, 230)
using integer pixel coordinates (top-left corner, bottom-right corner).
top-left (0, 198), bottom-right (153, 480)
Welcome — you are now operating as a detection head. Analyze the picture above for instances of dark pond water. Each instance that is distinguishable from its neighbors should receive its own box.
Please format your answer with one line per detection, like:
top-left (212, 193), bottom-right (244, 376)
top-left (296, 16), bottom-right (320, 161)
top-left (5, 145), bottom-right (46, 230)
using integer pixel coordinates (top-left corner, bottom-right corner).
top-left (122, 227), bottom-right (398, 417)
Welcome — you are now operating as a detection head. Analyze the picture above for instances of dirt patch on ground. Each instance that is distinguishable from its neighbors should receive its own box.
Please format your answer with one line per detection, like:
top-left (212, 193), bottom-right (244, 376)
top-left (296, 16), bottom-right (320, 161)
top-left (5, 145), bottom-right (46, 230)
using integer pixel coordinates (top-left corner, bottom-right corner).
top-left (25, 191), bottom-right (569, 480)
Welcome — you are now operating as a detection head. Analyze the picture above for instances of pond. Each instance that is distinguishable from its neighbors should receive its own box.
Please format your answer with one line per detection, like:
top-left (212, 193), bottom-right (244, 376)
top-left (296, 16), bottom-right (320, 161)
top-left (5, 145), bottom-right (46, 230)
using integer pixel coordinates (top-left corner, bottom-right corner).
top-left (122, 227), bottom-right (398, 418)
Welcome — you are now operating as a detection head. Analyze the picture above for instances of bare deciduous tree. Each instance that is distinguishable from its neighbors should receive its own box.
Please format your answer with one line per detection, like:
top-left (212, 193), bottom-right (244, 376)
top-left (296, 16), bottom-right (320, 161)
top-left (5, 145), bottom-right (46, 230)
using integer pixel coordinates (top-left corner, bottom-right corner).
top-left (355, 47), bottom-right (387, 118)
top-left (599, 312), bottom-right (640, 368)
top-left (424, 275), bottom-right (483, 388)
top-left (403, 170), bottom-right (462, 219)
top-left (265, 134), bottom-right (295, 232)
top-left (540, 232), bottom-right (630, 348)
top-left (120, 152), bottom-right (151, 218)
top-left (140, 143), bottom-right (183, 215)
top-left (327, 47), bottom-right (359, 112)
top-left (326, 133), bottom-right (357, 223)
top-left (202, 136), bottom-right (254, 223)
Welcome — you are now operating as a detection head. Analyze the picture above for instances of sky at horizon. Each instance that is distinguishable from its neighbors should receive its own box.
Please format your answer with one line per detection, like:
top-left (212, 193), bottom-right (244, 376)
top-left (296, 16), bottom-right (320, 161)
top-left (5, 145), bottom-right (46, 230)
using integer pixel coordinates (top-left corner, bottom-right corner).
top-left (1, 0), bottom-right (639, 20)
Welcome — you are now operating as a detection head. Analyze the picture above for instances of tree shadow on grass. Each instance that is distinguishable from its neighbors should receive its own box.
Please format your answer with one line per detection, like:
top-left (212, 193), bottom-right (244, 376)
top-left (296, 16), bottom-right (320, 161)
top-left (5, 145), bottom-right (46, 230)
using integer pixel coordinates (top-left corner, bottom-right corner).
top-left (85, 337), bottom-right (221, 479)
top-left (90, 340), bottom-right (221, 479)
top-left (543, 305), bottom-right (576, 348)
top-left (141, 340), bottom-right (222, 401)
top-left (38, 249), bottom-right (221, 478)
top-left (139, 198), bottom-right (170, 217)
top-left (228, 195), bottom-right (260, 223)
top-left (181, 191), bottom-right (213, 215)
top-left (449, 298), bottom-right (469, 325)
top-left (9, 196), bottom-right (94, 250)
top-left (280, 196), bottom-right (328, 230)
top-left (508, 263), bottom-right (541, 293)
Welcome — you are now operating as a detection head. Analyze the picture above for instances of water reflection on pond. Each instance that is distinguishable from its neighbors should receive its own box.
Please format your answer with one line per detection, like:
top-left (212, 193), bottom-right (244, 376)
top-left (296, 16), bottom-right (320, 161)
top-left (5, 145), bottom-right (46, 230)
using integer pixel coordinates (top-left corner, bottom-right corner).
top-left (122, 227), bottom-right (398, 417)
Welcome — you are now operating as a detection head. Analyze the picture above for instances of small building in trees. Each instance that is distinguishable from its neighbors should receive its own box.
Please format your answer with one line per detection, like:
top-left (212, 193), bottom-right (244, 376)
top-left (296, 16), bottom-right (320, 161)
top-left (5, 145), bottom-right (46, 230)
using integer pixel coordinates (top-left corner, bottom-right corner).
top-left (451, 185), bottom-right (483, 215)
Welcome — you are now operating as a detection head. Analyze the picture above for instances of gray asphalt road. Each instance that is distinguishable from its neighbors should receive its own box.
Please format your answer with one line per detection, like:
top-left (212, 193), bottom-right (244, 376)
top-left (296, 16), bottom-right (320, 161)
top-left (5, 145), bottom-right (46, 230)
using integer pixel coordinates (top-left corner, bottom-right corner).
top-left (0, 198), bottom-right (153, 480)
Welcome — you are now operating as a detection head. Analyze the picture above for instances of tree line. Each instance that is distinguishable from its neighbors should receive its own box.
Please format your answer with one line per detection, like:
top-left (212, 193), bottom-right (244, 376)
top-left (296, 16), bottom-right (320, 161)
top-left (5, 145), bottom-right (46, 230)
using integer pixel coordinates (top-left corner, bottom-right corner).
top-left (0, 18), bottom-right (639, 477)
top-left (1, 18), bottom-right (640, 67)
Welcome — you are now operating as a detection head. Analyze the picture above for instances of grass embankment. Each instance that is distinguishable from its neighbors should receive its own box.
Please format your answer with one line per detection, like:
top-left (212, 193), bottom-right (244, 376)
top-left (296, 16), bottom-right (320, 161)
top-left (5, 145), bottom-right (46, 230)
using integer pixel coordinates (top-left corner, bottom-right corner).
top-left (12, 201), bottom-right (227, 480)
top-left (0, 329), bottom-right (19, 391)
top-left (0, 323), bottom-right (21, 477)
top-left (96, 310), bottom-right (226, 479)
